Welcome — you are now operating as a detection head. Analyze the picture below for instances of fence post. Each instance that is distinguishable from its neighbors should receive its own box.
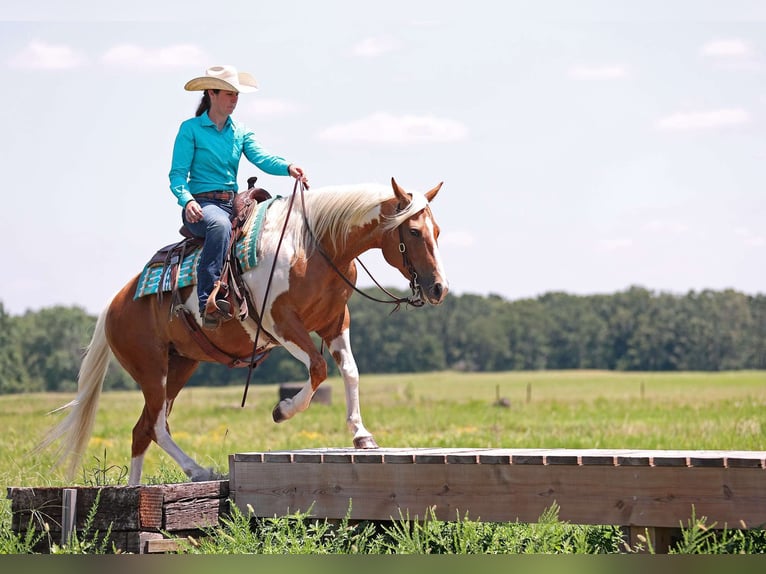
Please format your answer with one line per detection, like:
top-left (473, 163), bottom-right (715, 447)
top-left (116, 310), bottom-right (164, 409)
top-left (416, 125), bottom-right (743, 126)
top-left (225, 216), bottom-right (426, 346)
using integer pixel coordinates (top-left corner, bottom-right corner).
top-left (61, 488), bottom-right (77, 546)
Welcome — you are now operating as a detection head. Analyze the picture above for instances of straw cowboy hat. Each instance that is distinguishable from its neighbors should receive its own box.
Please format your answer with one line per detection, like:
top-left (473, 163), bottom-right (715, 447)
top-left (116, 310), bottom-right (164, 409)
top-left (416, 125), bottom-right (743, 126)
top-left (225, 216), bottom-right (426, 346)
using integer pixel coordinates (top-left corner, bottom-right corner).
top-left (184, 65), bottom-right (258, 93)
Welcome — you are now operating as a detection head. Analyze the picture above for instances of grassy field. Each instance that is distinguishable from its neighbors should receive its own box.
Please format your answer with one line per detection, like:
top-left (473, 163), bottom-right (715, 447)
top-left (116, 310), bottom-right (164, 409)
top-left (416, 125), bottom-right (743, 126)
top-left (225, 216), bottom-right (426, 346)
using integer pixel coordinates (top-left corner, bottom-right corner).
top-left (1, 370), bottom-right (764, 487)
top-left (2, 370), bottom-right (766, 554)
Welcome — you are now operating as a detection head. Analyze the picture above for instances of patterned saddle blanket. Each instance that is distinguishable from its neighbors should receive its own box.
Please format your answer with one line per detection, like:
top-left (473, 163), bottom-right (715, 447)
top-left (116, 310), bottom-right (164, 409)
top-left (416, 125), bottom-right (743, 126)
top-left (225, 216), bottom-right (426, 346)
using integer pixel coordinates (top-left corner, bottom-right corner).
top-left (134, 196), bottom-right (278, 299)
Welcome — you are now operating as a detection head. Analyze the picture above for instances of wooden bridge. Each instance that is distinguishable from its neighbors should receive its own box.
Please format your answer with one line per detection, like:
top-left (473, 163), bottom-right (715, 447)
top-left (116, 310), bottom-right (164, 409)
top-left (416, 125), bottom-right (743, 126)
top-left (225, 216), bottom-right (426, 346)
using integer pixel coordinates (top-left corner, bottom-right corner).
top-left (229, 447), bottom-right (766, 552)
top-left (8, 447), bottom-right (766, 553)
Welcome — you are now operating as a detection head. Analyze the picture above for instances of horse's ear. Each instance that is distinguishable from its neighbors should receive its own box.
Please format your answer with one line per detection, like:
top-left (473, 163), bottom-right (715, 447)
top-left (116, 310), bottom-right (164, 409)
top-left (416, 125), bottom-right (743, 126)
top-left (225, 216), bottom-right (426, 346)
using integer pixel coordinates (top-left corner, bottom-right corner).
top-left (391, 177), bottom-right (408, 203)
top-left (425, 182), bottom-right (443, 203)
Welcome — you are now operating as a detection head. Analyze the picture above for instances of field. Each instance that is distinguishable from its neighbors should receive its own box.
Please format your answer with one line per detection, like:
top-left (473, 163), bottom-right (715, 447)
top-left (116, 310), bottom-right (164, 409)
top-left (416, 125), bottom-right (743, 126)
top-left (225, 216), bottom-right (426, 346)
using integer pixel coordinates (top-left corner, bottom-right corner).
top-left (2, 370), bottom-right (765, 487)
top-left (2, 370), bottom-right (766, 554)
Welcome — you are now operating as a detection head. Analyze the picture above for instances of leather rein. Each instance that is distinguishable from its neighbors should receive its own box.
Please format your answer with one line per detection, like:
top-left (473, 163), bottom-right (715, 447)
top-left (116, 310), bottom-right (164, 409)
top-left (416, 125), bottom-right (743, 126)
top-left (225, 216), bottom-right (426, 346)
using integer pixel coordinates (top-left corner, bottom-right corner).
top-left (297, 183), bottom-right (425, 310)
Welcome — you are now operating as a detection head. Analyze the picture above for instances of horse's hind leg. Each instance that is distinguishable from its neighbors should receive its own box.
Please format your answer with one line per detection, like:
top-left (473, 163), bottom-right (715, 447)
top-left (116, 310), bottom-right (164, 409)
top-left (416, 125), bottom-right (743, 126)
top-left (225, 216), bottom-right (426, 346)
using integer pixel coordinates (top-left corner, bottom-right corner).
top-left (128, 354), bottom-right (212, 484)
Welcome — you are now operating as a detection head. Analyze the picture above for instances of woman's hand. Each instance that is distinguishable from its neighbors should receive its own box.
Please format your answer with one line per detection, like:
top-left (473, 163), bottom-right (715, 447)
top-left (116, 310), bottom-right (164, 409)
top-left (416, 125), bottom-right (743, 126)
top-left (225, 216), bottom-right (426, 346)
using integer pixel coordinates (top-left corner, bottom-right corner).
top-left (288, 164), bottom-right (309, 188)
top-left (185, 199), bottom-right (203, 223)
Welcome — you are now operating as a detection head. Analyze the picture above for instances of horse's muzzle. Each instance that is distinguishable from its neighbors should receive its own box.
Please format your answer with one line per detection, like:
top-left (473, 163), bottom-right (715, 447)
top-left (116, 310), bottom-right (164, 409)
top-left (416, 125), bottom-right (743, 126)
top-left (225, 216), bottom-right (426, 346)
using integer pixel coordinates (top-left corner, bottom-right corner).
top-left (424, 280), bottom-right (448, 305)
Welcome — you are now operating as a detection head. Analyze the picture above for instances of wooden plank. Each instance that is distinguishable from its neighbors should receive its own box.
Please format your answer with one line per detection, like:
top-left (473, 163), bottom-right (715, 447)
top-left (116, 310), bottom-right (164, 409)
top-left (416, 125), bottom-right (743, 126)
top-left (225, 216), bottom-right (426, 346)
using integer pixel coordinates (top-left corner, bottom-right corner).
top-left (158, 480), bottom-right (228, 503)
top-left (231, 458), bottom-right (766, 528)
top-left (164, 497), bottom-right (226, 531)
top-left (8, 486), bottom-right (144, 531)
top-left (139, 486), bottom-right (164, 529)
top-left (61, 489), bottom-right (77, 546)
top-left (144, 538), bottom-right (185, 554)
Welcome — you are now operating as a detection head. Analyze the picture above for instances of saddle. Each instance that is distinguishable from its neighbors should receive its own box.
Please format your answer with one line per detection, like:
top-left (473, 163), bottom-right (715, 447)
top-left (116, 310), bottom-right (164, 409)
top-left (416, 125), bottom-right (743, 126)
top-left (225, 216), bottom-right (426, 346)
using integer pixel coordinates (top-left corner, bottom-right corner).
top-left (147, 176), bottom-right (272, 322)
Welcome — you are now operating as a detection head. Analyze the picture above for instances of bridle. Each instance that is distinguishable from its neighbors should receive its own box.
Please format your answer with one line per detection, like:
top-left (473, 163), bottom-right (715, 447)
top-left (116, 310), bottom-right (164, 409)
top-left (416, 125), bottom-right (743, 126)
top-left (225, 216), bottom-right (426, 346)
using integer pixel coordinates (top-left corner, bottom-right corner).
top-left (298, 184), bottom-right (426, 310)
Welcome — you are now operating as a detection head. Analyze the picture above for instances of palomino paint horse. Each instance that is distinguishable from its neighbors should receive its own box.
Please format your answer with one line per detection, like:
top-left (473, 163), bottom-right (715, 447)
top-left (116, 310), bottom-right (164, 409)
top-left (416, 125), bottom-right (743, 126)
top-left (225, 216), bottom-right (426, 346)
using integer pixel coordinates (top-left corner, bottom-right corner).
top-left (40, 178), bottom-right (447, 485)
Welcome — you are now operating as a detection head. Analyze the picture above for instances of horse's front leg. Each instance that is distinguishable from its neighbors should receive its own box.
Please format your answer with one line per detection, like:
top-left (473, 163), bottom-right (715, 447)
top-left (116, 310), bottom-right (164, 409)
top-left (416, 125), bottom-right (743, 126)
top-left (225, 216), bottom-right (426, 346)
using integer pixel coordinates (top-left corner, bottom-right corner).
top-left (271, 335), bottom-right (327, 423)
top-left (328, 327), bottom-right (378, 449)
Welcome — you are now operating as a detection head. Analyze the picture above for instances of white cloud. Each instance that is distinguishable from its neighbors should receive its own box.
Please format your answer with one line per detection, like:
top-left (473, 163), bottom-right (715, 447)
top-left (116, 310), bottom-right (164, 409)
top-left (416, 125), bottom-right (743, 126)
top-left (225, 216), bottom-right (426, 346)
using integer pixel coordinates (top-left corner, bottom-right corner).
top-left (701, 39), bottom-right (751, 57)
top-left (655, 108), bottom-right (750, 131)
top-left (8, 40), bottom-right (86, 69)
top-left (352, 35), bottom-right (398, 57)
top-left (735, 227), bottom-right (765, 247)
top-left (318, 112), bottom-right (468, 144)
top-left (567, 65), bottom-right (628, 79)
top-left (101, 44), bottom-right (206, 67)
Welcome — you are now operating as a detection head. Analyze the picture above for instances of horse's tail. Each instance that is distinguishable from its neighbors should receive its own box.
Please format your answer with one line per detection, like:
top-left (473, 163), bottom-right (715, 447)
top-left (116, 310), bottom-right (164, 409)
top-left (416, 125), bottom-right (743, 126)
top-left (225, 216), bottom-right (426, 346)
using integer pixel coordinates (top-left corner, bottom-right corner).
top-left (36, 307), bottom-right (112, 479)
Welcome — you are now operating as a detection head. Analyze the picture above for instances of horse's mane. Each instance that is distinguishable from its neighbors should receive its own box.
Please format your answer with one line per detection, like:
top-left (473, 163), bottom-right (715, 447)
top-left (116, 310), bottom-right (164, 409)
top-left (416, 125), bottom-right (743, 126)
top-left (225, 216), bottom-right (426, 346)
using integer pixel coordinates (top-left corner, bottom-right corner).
top-left (268, 183), bottom-right (429, 256)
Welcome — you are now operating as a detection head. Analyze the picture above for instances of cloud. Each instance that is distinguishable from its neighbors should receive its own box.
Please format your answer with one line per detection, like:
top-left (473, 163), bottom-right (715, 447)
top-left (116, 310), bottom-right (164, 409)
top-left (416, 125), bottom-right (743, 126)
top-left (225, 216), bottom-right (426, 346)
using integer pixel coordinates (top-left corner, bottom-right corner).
top-left (101, 43), bottom-right (206, 67)
top-left (242, 98), bottom-right (302, 119)
top-left (700, 38), bottom-right (760, 71)
top-left (567, 65), bottom-right (628, 79)
top-left (735, 227), bottom-right (765, 247)
top-left (8, 40), bottom-right (86, 69)
top-left (318, 112), bottom-right (468, 144)
top-left (352, 35), bottom-right (398, 57)
top-left (701, 39), bottom-right (751, 57)
top-left (655, 108), bottom-right (750, 131)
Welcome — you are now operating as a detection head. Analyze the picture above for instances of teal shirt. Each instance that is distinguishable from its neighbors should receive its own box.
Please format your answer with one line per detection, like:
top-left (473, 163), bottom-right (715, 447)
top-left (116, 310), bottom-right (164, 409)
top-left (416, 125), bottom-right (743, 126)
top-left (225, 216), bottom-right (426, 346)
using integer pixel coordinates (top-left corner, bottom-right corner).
top-left (169, 111), bottom-right (291, 207)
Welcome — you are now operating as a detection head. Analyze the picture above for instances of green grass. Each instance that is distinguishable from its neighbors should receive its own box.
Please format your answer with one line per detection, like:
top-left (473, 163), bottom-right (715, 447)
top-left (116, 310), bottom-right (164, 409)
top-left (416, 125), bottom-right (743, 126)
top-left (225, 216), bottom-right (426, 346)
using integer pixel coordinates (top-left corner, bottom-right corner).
top-left (2, 370), bottom-right (765, 486)
top-left (1, 370), bottom-right (765, 554)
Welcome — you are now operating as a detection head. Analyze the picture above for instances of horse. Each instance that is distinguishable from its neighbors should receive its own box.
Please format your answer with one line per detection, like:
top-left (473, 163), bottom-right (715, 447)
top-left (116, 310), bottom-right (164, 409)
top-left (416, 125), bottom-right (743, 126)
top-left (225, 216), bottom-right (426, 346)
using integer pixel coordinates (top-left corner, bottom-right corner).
top-left (39, 177), bottom-right (447, 485)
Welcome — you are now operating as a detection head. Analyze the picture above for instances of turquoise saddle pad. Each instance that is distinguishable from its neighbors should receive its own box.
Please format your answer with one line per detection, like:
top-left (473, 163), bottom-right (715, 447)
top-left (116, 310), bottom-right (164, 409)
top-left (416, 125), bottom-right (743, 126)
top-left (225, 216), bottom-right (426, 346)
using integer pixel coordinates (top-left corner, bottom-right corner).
top-left (134, 197), bottom-right (277, 299)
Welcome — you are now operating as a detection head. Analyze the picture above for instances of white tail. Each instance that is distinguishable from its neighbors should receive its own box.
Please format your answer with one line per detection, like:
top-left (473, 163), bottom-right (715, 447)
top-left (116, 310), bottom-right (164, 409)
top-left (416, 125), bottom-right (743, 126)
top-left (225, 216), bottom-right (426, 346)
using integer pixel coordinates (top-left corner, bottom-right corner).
top-left (37, 308), bottom-right (112, 479)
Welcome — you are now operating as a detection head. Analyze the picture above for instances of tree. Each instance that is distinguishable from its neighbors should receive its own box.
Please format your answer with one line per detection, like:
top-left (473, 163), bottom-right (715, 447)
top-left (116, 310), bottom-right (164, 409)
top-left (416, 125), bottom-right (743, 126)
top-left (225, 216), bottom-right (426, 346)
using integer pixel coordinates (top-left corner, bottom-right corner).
top-left (16, 306), bottom-right (95, 392)
top-left (0, 302), bottom-right (29, 393)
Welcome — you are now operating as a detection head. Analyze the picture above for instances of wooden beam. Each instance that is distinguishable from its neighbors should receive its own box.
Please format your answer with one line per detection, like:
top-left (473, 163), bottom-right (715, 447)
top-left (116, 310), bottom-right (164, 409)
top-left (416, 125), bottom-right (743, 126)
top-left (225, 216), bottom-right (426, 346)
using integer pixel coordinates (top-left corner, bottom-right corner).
top-left (229, 448), bottom-right (766, 530)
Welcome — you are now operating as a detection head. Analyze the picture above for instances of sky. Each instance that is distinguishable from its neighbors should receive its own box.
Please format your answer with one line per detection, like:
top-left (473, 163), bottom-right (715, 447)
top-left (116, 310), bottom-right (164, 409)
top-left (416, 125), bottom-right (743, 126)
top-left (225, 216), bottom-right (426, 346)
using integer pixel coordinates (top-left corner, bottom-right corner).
top-left (1, 1), bottom-right (764, 316)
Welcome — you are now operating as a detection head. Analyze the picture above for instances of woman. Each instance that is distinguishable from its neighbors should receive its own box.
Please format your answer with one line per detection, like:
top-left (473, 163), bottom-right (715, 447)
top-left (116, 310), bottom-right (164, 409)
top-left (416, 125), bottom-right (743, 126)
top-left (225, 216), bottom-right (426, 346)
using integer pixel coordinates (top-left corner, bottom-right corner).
top-left (169, 65), bottom-right (308, 329)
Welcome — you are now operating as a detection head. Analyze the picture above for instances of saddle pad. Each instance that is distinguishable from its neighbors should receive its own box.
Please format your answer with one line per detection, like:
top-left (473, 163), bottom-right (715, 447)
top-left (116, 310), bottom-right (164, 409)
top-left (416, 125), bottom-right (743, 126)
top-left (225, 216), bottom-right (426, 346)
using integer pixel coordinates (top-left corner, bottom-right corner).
top-left (134, 196), bottom-right (278, 299)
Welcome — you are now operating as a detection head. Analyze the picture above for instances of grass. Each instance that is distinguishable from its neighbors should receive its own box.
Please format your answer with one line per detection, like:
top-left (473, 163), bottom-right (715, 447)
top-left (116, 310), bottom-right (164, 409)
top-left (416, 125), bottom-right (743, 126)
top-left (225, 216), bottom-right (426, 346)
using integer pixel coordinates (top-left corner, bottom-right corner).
top-left (1, 370), bottom-right (765, 553)
top-left (3, 370), bottom-right (765, 485)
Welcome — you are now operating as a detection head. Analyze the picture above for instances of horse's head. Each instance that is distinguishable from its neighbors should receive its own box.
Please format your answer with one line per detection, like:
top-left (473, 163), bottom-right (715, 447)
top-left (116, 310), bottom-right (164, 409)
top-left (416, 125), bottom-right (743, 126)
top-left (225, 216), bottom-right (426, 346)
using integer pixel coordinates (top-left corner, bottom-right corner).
top-left (380, 178), bottom-right (449, 305)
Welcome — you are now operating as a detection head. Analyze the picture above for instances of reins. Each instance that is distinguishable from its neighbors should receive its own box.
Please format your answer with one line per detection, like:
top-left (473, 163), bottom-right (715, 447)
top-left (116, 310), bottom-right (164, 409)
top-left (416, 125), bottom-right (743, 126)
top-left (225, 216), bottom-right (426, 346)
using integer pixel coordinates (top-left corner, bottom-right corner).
top-left (240, 179), bottom-right (301, 408)
top-left (297, 185), bottom-right (425, 311)
top-left (240, 180), bottom-right (425, 407)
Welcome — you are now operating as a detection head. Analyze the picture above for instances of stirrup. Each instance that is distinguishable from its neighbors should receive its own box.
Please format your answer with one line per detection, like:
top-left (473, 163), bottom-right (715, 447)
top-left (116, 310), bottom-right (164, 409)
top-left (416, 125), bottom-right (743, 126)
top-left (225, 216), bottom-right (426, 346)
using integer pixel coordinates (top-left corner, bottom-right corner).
top-left (202, 298), bottom-right (233, 330)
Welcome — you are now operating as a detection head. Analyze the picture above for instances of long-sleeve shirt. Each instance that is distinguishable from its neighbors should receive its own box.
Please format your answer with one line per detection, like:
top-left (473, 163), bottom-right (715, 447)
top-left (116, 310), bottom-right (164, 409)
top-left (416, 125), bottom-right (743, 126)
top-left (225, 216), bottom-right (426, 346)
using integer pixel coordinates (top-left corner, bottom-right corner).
top-left (169, 111), bottom-right (290, 207)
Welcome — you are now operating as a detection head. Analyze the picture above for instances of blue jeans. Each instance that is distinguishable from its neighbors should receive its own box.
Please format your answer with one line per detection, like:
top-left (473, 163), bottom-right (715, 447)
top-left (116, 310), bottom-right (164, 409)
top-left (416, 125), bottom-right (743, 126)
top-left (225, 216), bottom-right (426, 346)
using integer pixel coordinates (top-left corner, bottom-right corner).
top-left (182, 199), bottom-right (233, 310)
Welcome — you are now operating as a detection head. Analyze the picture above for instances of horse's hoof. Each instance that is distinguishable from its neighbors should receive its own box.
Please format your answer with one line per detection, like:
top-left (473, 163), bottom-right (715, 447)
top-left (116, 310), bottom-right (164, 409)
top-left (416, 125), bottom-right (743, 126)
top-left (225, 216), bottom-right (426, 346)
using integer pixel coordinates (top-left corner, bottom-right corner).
top-left (353, 436), bottom-right (379, 449)
top-left (272, 404), bottom-right (286, 423)
top-left (191, 467), bottom-right (221, 482)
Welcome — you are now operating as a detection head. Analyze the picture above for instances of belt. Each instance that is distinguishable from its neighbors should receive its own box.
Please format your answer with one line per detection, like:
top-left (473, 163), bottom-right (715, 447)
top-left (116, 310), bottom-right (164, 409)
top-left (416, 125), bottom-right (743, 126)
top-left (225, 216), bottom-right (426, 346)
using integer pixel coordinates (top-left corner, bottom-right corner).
top-left (193, 191), bottom-right (235, 202)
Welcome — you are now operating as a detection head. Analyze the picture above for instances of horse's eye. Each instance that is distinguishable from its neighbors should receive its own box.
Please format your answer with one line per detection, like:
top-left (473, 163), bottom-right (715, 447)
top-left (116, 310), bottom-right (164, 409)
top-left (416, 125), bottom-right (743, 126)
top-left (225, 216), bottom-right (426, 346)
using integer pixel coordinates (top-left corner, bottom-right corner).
top-left (409, 228), bottom-right (421, 238)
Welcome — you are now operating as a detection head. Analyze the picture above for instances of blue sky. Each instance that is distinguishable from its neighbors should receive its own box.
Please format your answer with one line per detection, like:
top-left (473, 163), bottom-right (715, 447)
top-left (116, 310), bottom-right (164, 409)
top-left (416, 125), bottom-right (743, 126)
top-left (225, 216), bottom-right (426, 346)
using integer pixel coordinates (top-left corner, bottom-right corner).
top-left (2, 1), bottom-right (764, 315)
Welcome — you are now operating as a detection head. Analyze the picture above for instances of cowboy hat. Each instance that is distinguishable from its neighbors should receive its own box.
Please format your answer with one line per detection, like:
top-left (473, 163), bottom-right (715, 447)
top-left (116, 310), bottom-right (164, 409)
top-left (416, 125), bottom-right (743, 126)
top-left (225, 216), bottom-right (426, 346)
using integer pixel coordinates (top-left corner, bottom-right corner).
top-left (184, 65), bottom-right (258, 93)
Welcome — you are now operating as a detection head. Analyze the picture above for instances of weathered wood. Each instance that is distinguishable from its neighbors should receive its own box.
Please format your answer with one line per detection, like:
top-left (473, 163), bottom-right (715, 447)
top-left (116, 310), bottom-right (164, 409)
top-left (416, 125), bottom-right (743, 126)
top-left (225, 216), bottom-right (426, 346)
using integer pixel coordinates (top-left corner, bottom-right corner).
top-left (9, 449), bottom-right (766, 554)
top-left (6, 480), bottom-right (229, 554)
top-left (61, 488), bottom-right (76, 546)
top-left (229, 448), bottom-right (766, 531)
top-left (164, 497), bottom-right (226, 531)
top-left (141, 534), bottom-right (185, 554)
top-left (7, 485), bottom-right (149, 531)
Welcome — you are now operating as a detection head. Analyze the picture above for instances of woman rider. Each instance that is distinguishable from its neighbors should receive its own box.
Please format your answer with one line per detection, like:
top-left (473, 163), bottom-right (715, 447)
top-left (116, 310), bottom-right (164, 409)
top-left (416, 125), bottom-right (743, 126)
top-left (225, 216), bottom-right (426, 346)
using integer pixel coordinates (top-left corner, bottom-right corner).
top-left (169, 65), bottom-right (308, 329)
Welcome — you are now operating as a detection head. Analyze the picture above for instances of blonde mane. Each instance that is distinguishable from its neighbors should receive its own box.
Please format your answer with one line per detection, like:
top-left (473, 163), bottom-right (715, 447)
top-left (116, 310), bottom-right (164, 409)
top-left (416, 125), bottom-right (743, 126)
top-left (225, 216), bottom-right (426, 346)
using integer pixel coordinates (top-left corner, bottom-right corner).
top-left (266, 183), bottom-right (430, 256)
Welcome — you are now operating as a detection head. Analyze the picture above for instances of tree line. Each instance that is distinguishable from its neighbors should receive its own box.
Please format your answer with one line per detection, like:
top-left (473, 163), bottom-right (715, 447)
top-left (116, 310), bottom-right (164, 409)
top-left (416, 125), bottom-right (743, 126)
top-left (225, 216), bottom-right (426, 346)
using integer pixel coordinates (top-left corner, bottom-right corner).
top-left (0, 285), bottom-right (764, 394)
